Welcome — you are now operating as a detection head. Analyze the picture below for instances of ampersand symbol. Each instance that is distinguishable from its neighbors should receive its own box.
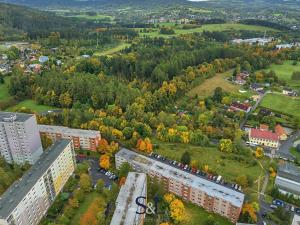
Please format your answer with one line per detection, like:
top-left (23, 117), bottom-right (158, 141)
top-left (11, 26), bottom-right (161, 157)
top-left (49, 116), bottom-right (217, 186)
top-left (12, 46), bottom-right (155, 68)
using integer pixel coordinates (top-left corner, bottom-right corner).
top-left (146, 202), bottom-right (156, 215)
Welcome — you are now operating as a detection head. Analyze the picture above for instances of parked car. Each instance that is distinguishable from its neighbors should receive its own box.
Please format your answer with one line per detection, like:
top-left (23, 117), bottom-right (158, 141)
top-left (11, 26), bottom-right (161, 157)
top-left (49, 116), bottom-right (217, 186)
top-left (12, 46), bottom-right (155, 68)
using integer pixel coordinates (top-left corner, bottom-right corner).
top-left (270, 204), bottom-right (278, 209)
top-left (273, 199), bottom-right (285, 207)
top-left (295, 208), bottom-right (300, 215)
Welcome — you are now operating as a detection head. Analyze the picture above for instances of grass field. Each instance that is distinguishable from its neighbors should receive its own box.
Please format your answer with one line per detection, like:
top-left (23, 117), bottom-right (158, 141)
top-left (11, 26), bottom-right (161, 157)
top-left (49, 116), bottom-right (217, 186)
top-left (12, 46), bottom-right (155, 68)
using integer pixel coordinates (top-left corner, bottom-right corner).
top-left (70, 192), bottom-right (103, 225)
top-left (94, 42), bottom-right (130, 56)
top-left (263, 60), bottom-right (300, 87)
top-left (0, 77), bottom-right (12, 100)
top-left (6, 100), bottom-right (58, 113)
top-left (260, 93), bottom-right (300, 118)
top-left (290, 148), bottom-right (300, 162)
top-left (139, 23), bottom-right (278, 38)
top-left (65, 13), bottom-right (113, 21)
top-left (187, 70), bottom-right (239, 97)
top-left (183, 202), bottom-right (233, 225)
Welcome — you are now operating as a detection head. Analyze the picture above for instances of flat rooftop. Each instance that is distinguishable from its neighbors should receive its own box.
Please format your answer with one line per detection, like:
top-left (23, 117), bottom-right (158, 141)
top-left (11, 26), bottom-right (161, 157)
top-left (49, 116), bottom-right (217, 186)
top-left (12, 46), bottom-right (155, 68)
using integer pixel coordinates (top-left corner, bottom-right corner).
top-left (38, 125), bottom-right (100, 138)
top-left (0, 112), bottom-right (33, 123)
top-left (277, 163), bottom-right (300, 183)
top-left (110, 172), bottom-right (146, 225)
top-left (116, 148), bottom-right (245, 208)
top-left (0, 139), bottom-right (72, 219)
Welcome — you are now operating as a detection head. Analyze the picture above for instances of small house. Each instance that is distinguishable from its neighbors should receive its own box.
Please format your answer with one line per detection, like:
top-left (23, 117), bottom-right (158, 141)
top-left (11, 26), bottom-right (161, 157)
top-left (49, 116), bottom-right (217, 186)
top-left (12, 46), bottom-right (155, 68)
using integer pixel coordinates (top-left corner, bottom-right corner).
top-left (275, 124), bottom-right (287, 141)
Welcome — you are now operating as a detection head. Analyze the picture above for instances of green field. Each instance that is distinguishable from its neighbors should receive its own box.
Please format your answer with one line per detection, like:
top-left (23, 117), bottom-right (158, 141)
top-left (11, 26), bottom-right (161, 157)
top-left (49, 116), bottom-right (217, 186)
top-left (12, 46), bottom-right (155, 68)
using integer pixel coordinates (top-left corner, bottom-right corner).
top-left (65, 13), bottom-right (113, 21)
top-left (263, 60), bottom-right (300, 87)
top-left (6, 100), bottom-right (58, 113)
top-left (260, 93), bottom-right (300, 118)
top-left (70, 192), bottom-right (103, 225)
top-left (139, 23), bottom-right (278, 38)
top-left (0, 77), bottom-right (12, 100)
top-left (94, 42), bottom-right (130, 56)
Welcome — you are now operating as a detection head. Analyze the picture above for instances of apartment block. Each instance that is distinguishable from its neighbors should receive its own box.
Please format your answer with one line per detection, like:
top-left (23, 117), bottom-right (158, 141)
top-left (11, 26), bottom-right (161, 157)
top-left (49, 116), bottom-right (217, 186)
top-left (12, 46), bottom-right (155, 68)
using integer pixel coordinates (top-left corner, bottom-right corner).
top-left (0, 139), bottom-right (76, 225)
top-left (275, 163), bottom-right (300, 198)
top-left (115, 148), bottom-right (245, 223)
top-left (0, 112), bottom-right (43, 165)
top-left (38, 125), bottom-right (101, 151)
top-left (110, 172), bottom-right (147, 225)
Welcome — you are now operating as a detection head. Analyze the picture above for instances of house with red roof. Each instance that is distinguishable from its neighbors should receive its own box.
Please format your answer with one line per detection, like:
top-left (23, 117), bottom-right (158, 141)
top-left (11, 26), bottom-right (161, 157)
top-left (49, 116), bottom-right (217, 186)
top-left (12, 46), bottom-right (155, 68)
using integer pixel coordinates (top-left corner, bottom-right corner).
top-left (275, 124), bottom-right (288, 141)
top-left (229, 102), bottom-right (252, 113)
top-left (249, 128), bottom-right (279, 148)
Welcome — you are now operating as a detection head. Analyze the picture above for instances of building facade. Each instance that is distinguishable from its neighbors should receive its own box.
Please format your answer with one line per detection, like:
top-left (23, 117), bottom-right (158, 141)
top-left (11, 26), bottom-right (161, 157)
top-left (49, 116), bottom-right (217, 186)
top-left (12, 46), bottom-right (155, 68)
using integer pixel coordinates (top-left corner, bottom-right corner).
top-left (110, 172), bottom-right (147, 225)
top-left (249, 128), bottom-right (279, 148)
top-left (0, 139), bottom-right (76, 225)
top-left (38, 125), bottom-right (101, 151)
top-left (275, 163), bottom-right (300, 199)
top-left (0, 112), bottom-right (43, 165)
top-left (115, 148), bottom-right (245, 223)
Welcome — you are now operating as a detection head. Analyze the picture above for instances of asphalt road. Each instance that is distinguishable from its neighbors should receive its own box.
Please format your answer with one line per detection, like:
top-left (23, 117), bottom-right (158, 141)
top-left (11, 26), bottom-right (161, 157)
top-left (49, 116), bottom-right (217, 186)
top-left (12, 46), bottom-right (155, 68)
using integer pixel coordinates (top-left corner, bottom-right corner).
top-left (277, 130), bottom-right (300, 160)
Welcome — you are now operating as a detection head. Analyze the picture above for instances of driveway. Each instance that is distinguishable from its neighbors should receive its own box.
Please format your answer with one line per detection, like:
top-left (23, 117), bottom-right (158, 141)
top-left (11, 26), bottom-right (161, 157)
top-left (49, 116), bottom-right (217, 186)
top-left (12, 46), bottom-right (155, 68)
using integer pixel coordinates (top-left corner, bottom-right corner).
top-left (277, 130), bottom-right (300, 161)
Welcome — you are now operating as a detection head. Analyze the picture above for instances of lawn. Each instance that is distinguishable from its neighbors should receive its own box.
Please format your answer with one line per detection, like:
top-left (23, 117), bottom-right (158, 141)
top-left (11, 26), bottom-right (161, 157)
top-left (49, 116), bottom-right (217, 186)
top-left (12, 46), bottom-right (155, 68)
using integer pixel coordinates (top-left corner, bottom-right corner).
top-left (290, 148), bottom-right (300, 161)
top-left (94, 42), bottom-right (130, 56)
top-left (260, 93), bottom-right (300, 118)
top-left (0, 76), bottom-right (12, 100)
top-left (139, 23), bottom-right (278, 38)
top-left (187, 70), bottom-right (239, 97)
top-left (70, 192), bottom-right (103, 225)
top-left (183, 202), bottom-right (233, 225)
top-left (153, 140), bottom-right (268, 202)
top-left (5, 100), bottom-right (59, 113)
top-left (263, 60), bottom-right (300, 87)
top-left (65, 13), bottom-right (113, 21)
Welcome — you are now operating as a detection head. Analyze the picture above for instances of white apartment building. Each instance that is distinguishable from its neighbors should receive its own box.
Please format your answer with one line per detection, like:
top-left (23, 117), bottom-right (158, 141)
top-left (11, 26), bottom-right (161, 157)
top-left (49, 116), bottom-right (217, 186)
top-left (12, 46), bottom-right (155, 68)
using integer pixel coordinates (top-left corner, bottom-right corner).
top-left (0, 139), bottom-right (76, 225)
top-left (38, 125), bottom-right (101, 151)
top-left (110, 172), bottom-right (147, 225)
top-left (115, 148), bottom-right (245, 223)
top-left (0, 112), bottom-right (43, 165)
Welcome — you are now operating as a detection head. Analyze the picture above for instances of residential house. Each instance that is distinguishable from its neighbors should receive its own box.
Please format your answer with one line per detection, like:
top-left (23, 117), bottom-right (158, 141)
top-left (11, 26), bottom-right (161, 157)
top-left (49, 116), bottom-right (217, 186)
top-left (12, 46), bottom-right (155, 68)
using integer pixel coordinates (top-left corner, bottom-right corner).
top-left (229, 102), bottom-right (252, 113)
top-left (275, 124), bottom-right (288, 141)
top-left (282, 88), bottom-right (298, 97)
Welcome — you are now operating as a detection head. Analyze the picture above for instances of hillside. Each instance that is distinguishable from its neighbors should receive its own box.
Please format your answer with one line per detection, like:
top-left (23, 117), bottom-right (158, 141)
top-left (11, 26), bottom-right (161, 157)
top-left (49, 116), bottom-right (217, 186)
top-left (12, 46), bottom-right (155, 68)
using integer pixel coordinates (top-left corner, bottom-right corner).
top-left (0, 3), bottom-right (93, 40)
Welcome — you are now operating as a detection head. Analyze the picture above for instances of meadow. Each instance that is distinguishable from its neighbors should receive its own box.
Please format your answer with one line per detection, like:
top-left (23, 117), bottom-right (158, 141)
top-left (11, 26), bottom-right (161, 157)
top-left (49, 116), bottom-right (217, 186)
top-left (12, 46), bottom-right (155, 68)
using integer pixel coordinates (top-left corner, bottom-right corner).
top-left (139, 23), bottom-right (278, 38)
top-left (94, 42), bottom-right (130, 56)
top-left (5, 100), bottom-right (58, 113)
top-left (263, 60), bottom-right (300, 87)
top-left (260, 93), bottom-right (300, 118)
top-left (187, 70), bottom-right (239, 97)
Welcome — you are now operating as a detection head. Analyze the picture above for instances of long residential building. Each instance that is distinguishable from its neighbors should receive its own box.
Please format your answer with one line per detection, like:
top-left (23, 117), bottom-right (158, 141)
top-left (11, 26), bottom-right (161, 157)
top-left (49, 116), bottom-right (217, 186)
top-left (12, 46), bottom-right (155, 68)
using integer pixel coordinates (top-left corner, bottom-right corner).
top-left (38, 125), bottom-right (101, 151)
top-left (275, 163), bottom-right (300, 198)
top-left (110, 172), bottom-right (147, 225)
top-left (0, 139), bottom-right (76, 225)
top-left (0, 112), bottom-right (43, 165)
top-left (115, 148), bottom-right (245, 223)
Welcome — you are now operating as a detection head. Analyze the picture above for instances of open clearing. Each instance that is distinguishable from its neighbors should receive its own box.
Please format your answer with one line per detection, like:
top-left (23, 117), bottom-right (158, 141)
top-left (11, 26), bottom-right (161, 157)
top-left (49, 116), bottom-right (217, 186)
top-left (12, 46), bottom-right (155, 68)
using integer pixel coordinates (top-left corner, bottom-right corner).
top-left (139, 23), bottom-right (278, 38)
top-left (187, 70), bottom-right (239, 97)
top-left (260, 93), bottom-right (300, 118)
top-left (263, 60), bottom-right (300, 87)
top-left (6, 100), bottom-right (58, 113)
top-left (94, 42), bottom-right (130, 56)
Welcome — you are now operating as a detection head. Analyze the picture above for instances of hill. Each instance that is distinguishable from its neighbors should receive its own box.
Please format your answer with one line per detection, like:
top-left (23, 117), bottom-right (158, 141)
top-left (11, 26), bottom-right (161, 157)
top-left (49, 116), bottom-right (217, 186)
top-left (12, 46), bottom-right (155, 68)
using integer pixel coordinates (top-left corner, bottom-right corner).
top-left (0, 3), bottom-right (93, 40)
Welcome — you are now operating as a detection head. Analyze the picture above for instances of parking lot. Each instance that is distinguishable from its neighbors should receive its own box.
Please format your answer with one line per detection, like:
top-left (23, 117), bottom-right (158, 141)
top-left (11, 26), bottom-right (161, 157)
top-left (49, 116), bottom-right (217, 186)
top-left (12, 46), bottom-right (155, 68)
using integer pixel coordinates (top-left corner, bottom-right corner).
top-left (76, 155), bottom-right (117, 188)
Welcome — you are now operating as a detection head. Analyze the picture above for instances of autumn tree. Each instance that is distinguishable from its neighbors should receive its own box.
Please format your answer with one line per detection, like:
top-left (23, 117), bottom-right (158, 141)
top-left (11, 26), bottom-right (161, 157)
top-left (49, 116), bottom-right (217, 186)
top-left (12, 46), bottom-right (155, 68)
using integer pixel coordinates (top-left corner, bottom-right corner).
top-left (41, 134), bottom-right (53, 149)
top-left (169, 199), bottom-right (185, 223)
top-left (99, 154), bottom-right (110, 169)
top-left (242, 203), bottom-right (257, 223)
top-left (219, 139), bottom-right (234, 153)
top-left (236, 175), bottom-right (249, 188)
top-left (79, 174), bottom-right (92, 192)
top-left (255, 147), bottom-right (264, 159)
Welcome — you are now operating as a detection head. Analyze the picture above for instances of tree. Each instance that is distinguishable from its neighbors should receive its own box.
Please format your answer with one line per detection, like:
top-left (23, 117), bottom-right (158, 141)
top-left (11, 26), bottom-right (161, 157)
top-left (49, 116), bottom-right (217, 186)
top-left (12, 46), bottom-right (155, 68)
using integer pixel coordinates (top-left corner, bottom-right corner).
top-left (41, 134), bottom-right (53, 149)
top-left (181, 151), bottom-right (191, 165)
top-left (97, 138), bottom-right (109, 153)
top-left (255, 147), bottom-right (264, 159)
top-left (79, 174), bottom-right (91, 192)
top-left (242, 203), bottom-right (257, 223)
top-left (119, 177), bottom-right (126, 186)
top-left (59, 92), bottom-right (72, 108)
top-left (164, 193), bottom-right (175, 204)
top-left (117, 162), bottom-right (132, 178)
top-left (212, 87), bottom-right (223, 103)
top-left (236, 175), bottom-right (249, 188)
top-left (68, 198), bottom-right (79, 208)
top-left (219, 139), bottom-right (234, 153)
top-left (99, 154), bottom-right (110, 169)
top-left (96, 179), bottom-right (105, 193)
top-left (169, 199), bottom-right (185, 223)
